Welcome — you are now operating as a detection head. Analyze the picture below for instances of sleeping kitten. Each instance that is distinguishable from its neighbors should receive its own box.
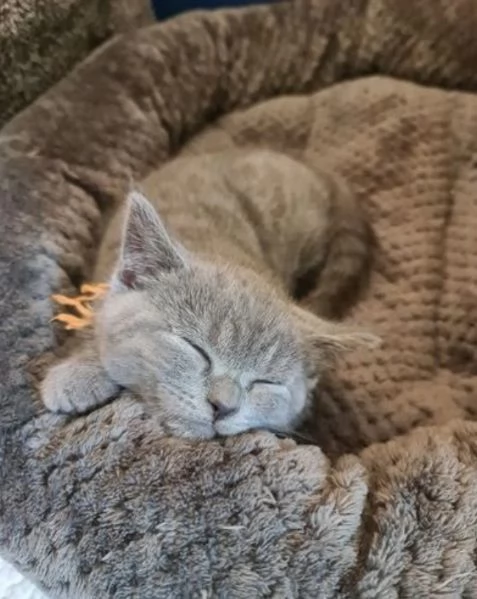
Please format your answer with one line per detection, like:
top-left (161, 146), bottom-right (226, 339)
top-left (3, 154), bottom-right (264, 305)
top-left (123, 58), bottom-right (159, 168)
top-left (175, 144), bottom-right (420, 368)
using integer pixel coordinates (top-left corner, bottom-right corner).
top-left (41, 150), bottom-right (378, 439)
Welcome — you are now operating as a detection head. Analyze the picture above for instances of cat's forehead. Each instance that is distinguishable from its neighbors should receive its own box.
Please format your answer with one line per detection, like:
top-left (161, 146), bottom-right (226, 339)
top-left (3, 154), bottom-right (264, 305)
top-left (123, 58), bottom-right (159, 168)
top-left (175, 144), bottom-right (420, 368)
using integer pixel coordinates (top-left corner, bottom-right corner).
top-left (151, 266), bottom-right (300, 368)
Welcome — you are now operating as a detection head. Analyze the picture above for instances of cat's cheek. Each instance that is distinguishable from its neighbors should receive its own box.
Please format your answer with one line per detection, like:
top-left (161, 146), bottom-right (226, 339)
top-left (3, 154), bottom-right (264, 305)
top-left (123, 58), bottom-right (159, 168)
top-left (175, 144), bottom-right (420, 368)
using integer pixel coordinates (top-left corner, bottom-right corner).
top-left (214, 418), bottom-right (250, 437)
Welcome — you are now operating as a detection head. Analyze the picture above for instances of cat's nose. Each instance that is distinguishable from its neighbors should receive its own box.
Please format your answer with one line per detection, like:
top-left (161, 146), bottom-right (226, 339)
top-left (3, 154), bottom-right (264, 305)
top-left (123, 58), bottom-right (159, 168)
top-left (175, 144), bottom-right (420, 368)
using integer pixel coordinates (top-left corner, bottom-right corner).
top-left (208, 376), bottom-right (240, 420)
top-left (209, 398), bottom-right (237, 420)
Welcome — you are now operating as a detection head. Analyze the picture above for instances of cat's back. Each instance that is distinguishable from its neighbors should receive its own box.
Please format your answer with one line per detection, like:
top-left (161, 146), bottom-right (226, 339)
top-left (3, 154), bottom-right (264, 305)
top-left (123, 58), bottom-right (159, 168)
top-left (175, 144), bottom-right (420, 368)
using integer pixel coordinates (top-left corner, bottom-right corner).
top-left (94, 149), bottom-right (336, 282)
top-left (144, 148), bottom-right (327, 206)
top-left (147, 149), bottom-right (332, 237)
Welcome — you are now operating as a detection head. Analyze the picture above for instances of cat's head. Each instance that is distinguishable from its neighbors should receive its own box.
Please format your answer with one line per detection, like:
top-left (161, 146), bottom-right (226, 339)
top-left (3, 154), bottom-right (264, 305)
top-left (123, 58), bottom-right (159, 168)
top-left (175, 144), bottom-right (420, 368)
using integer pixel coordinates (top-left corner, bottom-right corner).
top-left (97, 191), bottom-right (378, 439)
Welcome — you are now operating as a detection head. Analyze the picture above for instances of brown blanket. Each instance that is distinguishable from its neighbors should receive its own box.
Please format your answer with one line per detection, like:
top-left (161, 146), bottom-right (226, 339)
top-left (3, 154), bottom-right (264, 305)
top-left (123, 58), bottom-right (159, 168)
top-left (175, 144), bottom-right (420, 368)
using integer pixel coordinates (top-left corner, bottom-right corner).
top-left (0, 0), bottom-right (153, 126)
top-left (2, 0), bottom-right (477, 596)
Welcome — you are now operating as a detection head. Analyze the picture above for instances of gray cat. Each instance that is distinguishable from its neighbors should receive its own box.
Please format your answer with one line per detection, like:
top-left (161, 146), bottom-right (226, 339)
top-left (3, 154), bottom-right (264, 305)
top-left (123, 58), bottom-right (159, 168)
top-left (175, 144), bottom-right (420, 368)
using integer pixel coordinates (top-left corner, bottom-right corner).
top-left (41, 150), bottom-right (378, 439)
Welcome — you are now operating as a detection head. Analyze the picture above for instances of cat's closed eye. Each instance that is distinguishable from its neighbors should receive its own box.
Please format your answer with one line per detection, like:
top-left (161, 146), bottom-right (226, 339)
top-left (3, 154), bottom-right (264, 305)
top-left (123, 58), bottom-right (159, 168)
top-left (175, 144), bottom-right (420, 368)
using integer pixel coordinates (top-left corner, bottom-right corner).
top-left (181, 338), bottom-right (212, 373)
top-left (249, 379), bottom-right (281, 388)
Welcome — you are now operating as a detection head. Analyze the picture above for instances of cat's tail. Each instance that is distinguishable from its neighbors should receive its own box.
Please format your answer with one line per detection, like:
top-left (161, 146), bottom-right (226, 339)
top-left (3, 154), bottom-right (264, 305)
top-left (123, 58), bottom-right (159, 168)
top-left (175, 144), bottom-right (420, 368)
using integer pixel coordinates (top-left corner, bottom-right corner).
top-left (307, 173), bottom-right (375, 320)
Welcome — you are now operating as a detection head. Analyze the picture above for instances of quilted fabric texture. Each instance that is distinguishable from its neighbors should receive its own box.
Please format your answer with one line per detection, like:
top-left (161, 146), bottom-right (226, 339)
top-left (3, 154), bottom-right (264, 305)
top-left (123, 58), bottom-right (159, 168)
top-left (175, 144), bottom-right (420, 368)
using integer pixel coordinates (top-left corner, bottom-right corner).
top-left (0, 0), bottom-right (153, 126)
top-left (2, 0), bottom-right (477, 597)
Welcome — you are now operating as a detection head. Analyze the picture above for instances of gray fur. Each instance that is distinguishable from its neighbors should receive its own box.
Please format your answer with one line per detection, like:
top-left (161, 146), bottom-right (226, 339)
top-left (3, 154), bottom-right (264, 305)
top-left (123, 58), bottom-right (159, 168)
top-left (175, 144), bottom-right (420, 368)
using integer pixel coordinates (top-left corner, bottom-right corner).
top-left (2, 1), bottom-right (477, 596)
top-left (42, 151), bottom-right (376, 438)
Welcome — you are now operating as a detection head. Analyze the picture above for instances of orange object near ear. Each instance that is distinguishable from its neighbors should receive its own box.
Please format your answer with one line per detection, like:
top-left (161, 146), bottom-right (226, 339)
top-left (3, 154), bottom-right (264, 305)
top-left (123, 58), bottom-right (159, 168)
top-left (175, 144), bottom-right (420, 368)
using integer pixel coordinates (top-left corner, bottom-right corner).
top-left (51, 313), bottom-right (93, 330)
top-left (80, 283), bottom-right (110, 298)
top-left (50, 283), bottom-right (109, 330)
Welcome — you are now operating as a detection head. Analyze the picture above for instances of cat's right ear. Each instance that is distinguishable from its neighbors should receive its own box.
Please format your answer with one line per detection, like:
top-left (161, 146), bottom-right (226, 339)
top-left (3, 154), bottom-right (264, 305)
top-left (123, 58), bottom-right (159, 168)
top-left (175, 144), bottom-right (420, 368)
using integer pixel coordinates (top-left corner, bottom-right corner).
top-left (114, 191), bottom-right (188, 289)
top-left (291, 305), bottom-right (380, 370)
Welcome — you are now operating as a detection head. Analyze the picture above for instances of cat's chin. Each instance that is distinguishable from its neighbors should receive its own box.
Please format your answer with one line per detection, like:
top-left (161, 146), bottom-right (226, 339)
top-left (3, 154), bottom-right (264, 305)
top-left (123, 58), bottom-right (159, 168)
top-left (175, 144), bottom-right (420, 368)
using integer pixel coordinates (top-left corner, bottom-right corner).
top-left (167, 418), bottom-right (248, 440)
top-left (213, 419), bottom-right (249, 438)
top-left (164, 418), bottom-right (216, 441)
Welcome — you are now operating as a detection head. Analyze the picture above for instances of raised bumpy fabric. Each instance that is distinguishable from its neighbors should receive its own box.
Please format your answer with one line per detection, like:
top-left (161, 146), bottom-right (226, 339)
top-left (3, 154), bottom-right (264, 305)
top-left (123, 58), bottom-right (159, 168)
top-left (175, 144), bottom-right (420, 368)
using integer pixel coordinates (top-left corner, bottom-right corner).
top-left (2, 0), bottom-right (477, 597)
top-left (0, 0), bottom-right (154, 126)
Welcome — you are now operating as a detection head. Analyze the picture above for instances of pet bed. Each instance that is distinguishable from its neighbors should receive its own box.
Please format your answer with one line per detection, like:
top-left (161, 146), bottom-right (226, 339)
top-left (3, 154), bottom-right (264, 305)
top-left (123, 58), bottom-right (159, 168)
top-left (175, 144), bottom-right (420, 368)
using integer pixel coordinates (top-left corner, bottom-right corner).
top-left (2, 0), bottom-right (477, 596)
top-left (0, 0), bottom-right (154, 126)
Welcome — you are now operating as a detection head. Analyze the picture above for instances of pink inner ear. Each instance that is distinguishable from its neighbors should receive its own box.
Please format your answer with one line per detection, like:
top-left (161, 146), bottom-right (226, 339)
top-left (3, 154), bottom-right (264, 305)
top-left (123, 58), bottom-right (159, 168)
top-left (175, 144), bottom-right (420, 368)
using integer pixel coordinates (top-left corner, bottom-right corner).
top-left (120, 269), bottom-right (137, 289)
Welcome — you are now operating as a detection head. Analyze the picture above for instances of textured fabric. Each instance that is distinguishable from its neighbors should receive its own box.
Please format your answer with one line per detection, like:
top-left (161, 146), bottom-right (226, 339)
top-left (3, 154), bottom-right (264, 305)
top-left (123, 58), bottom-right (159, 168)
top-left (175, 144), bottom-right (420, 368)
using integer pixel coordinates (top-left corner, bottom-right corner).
top-left (0, 0), bottom-right (154, 127)
top-left (2, 0), bottom-right (477, 597)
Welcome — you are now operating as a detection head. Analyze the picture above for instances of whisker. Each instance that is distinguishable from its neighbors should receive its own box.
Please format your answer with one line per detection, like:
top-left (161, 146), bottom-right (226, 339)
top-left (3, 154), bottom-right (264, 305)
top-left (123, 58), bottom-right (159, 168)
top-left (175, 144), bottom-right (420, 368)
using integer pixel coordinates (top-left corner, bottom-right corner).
top-left (267, 427), bottom-right (315, 445)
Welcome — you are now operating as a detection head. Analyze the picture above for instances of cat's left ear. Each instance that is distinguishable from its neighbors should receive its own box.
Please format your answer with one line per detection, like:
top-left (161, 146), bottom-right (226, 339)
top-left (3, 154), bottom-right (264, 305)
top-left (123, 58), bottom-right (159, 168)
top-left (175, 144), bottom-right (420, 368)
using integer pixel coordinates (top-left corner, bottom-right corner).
top-left (291, 305), bottom-right (381, 369)
top-left (114, 190), bottom-right (188, 289)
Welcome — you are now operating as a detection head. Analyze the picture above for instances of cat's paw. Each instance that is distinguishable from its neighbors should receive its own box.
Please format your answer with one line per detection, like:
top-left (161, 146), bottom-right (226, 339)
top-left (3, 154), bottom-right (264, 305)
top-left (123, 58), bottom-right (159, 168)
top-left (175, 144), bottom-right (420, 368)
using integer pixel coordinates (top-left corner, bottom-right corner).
top-left (41, 354), bottom-right (120, 414)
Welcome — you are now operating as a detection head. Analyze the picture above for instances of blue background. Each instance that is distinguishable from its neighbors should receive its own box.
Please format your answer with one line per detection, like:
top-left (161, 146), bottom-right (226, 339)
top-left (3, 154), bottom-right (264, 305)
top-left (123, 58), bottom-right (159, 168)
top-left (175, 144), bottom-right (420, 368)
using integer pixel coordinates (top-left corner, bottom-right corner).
top-left (152, 0), bottom-right (268, 20)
